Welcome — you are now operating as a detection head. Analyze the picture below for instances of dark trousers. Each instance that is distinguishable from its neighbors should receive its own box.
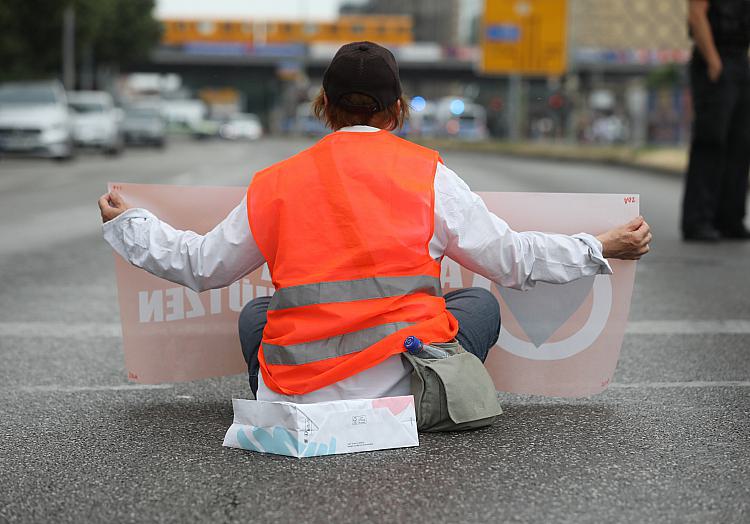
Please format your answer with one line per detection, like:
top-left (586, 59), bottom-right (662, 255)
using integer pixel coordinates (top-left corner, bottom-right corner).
top-left (238, 287), bottom-right (502, 396)
top-left (682, 52), bottom-right (750, 234)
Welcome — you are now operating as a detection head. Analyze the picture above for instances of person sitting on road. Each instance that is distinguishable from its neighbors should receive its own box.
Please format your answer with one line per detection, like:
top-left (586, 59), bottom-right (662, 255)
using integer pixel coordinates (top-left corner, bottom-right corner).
top-left (98, 41), bottom-right (652, 404)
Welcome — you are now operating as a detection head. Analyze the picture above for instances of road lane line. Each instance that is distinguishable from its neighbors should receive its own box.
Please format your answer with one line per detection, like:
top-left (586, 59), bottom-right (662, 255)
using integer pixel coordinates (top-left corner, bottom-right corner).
top-left (9, 382), bottom-right (749, 395)
top-left (0, 204), bottom-right (100, 255)
top-left (2, 320), bottom-right (750, 338)
top-left (0, 322), bottom-right (120, 338)
top-left (609, 381), bottom-right (750, 389)
top-left (626, 320), bottom-right (750, 335)
top-left (17, 384), bottom-right (173, 392)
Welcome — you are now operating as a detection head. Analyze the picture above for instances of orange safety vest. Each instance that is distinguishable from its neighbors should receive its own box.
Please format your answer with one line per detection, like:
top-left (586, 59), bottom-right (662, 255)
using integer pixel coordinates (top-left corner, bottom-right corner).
top-left (247, 129), bottom-right (459, 395)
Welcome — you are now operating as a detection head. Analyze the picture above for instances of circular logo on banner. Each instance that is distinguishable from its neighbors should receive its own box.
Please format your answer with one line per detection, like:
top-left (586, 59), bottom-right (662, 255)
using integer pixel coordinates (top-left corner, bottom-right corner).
top-left (497, 275), bottom-right (613, 361)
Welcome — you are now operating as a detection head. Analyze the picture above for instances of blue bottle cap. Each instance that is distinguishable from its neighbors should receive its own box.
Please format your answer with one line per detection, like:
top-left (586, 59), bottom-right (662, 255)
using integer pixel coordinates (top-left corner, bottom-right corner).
top-left (403, 336), bottom-right (423, 354)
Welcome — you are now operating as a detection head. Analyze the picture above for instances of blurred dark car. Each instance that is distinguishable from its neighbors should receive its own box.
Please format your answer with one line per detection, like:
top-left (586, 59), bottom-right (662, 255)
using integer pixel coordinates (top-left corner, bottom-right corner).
top-left (122, 106), bottom-right (166, 147)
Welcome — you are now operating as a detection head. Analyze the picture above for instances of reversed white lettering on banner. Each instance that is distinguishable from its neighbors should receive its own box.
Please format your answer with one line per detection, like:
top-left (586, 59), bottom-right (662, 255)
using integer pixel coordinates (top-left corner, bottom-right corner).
top-left (137, 276), bottom-right (274, 323)
top-left (165, 287), bottom-right (184, 321)
top-left (210, 288), bottom-right (222, 314)
top-left (185, 289), bottom-right (205, 319)
top-left (229, 280), bottom-right (243, 312)
top-left (139, 290), bottom-right (164, 322)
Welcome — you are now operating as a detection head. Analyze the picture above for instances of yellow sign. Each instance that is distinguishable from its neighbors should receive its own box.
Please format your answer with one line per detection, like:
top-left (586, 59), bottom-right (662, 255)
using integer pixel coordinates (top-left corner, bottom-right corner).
top-left (198, 87), bottom-right (239, 104)
top-left (481, 0), bottom-right (568, 76)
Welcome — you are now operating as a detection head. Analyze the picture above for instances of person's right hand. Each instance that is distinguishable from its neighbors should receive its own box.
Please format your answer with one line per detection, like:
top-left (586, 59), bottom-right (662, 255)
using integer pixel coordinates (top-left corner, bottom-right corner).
top-left (708, 58), bottom-right (723, 82)
top-left (596, 216), bottom-right (652, 260)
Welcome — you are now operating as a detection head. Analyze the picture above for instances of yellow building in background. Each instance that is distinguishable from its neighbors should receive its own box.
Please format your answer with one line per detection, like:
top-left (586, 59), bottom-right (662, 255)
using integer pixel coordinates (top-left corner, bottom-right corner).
top-left (161, 15), bottom-right (413, 47)
top-left (569, 0), bottom-right (689, 52)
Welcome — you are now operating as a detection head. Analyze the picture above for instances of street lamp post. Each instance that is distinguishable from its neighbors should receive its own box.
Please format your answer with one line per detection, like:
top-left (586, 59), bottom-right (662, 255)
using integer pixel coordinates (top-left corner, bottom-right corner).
top-left (62, 4), bottom-right (75, 90)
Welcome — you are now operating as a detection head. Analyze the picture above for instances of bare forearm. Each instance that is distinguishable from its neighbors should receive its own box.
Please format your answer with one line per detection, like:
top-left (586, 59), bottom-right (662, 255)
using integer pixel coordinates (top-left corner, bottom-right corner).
top-left (689, 1), bottom-right (721, 66)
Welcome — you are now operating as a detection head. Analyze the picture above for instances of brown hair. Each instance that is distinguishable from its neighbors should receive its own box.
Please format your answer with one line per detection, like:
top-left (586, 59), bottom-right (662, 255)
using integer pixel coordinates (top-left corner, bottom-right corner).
top-left (312, 88), bottom-right (409, 131)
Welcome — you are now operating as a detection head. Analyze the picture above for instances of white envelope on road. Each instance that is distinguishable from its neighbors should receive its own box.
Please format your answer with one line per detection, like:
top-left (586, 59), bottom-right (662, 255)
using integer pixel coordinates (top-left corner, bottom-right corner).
top-left (222, 396), bottom-right (419, 458)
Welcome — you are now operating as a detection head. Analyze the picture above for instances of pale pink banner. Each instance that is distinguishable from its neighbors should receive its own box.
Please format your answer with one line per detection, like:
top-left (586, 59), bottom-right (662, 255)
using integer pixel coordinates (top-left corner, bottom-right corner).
top-left (110, 183), bottom-right (638, 397)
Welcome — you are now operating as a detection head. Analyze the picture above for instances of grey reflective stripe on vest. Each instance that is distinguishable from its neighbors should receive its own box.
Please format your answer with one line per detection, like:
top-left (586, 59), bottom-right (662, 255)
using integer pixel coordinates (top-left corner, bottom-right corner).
top-left (263, 321), bottom-right (414, 366)
top-left (268, 275), bottom-right (442, 311)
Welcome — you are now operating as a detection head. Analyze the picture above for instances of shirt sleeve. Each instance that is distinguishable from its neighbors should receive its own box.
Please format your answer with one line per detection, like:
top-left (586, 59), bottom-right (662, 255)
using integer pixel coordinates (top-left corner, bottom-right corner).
top-left (432, 162), bottom-right (613, 291)
top-left (101, 197), bottom-right (265, 292)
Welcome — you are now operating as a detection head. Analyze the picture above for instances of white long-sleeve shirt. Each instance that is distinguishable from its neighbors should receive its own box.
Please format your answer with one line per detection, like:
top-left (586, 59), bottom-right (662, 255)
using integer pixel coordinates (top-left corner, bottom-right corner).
top-left (103, 125), bottom-right (612, 403)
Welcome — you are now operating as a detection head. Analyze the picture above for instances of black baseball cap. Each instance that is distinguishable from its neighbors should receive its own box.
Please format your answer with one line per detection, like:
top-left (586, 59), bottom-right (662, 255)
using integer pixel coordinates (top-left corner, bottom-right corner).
top-left (322, 41), bottom-right (402, 113)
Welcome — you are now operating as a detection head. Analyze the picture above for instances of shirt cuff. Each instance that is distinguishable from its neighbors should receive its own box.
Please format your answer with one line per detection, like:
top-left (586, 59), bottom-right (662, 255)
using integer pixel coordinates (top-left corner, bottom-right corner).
top-left (102, 207), bottom-right (154, 231)
top-left (102, 208), bottom-right (156, 257)
top-left (572, 233), bottom-right (613, 275)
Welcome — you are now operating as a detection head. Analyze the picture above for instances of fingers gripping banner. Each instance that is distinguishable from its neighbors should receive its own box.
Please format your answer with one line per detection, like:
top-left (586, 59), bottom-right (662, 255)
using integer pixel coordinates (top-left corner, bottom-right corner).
top-left (110, 183), bottom-right (638, 397)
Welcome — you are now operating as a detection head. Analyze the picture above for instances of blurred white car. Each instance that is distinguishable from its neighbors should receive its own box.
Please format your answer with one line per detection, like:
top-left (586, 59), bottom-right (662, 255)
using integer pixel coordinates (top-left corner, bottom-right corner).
top-left (0, 80), bottom-right (74, 160)
top-left (219, 113), bottom-right (263, 141)
top-left (68, 91), bottom-right (123, 155)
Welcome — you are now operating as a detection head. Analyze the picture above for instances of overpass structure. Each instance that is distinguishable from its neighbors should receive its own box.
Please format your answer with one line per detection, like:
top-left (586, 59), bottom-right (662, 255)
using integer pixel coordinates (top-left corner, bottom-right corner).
top-left (137, 42), bottom-right (489, 131)
top-left (132, 6), bottom-right (693, 139)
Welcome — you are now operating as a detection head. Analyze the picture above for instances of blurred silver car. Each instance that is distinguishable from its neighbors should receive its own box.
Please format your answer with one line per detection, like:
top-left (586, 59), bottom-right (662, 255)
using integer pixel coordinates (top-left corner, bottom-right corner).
top-left (68, 91), bottom-right (123, 155)
top-left (122, 105), bottom-right (166, 147)
top-left (0, 81), bottom-right (74, 160)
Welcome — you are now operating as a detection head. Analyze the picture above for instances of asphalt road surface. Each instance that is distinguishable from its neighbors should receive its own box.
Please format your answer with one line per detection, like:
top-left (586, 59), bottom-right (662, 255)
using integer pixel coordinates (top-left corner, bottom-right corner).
top-left (1, 137), bottom-right (748, 523)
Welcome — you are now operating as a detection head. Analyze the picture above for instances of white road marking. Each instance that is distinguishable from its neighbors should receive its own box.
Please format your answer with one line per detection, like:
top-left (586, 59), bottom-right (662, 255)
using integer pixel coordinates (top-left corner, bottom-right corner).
top-left (609, 381), bottom-right (750, 389)
top-left (18, 384), bottom-right (173, 392)
top-left (625, 319), bottom-right (750, 335)
top-left (0, 322), bottom-right (120, 338)
top-left (0, 204), bottom-right (101, 256)
top-left (5, 320), bottom-right (750, 338)
top-left (0, 168), bottom-right (207, 256)
top-left (9, 381), bottom-right (749, 395)
top-left (626, 320), bottom-right (750, 335)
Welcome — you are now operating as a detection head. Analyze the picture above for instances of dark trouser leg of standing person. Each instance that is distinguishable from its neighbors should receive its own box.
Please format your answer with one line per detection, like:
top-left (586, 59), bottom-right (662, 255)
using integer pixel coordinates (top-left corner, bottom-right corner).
top-left (682, 53), bottom-right (739, 240)
top-left (444, 287), bottom-right (501, 363)
top-left (238, 296), bottom-right (272, 397)
top-left (238, 288), bottom-right (502, 395)
top-left (716, 56), bottom-right (750, 238)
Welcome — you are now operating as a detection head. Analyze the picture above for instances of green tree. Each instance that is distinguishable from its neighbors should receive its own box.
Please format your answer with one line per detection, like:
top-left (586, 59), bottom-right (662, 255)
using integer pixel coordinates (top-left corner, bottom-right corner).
top-left (91, 0), bottom-right (162, 69)
top-left (0, 0), bottom-right (161, 83)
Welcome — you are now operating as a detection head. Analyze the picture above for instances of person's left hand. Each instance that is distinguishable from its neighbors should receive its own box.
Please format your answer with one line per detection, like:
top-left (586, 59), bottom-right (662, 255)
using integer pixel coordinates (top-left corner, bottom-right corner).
top-left (596, 216), bottom-right (652, 260)
top-left (98, 191), bottom-right (130, 223)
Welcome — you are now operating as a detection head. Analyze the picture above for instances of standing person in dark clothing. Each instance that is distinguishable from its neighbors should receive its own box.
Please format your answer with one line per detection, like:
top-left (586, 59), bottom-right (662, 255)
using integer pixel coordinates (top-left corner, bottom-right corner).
top-left (683, 0), bottom-right (750, 241)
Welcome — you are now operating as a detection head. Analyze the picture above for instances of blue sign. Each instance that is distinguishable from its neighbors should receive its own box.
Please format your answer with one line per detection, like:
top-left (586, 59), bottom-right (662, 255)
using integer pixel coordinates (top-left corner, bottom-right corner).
top-left (182, 42), bottom-right (306, 58)
top-left (486, 24), bottom-right (521, 43)
top-left (183, 42), bottom-right (247, 56)
top-left (251, 44), bottom-right (305, 58)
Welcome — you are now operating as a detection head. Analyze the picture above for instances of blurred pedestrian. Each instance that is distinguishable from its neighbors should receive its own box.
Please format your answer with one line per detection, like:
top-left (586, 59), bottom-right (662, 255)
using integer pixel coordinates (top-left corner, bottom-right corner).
top-left (682, 0), bottom-right (750, 241)
top-left (99, 42), bottom-right (652, 407)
